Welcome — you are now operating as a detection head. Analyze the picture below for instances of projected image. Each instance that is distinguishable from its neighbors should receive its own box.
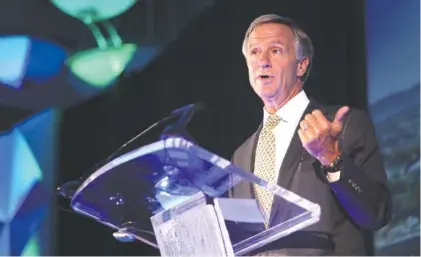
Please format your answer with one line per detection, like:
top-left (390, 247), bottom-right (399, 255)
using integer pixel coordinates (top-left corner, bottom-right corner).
top-left (365, 0), bottom-right (420, 255)
top-left (370, 84), bottom-right (420, 255)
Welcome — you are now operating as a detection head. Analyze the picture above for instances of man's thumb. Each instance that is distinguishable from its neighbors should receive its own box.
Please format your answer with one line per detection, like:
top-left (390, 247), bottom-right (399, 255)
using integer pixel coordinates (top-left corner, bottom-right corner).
top-left (332, 106), bottom-right (350, 133)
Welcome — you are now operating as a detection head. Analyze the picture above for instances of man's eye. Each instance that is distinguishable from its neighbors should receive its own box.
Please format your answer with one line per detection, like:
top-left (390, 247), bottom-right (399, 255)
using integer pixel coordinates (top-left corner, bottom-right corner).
top-left (250, 49), bottom-right (258, 55)
top-left (272, 49), bottom-right (284, 54)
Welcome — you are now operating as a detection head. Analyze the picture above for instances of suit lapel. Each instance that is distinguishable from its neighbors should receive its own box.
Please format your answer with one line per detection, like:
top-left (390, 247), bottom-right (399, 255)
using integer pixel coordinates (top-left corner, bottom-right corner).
top-left (249, 124), bottom-right (263, 172)
top-left (230, 124), bottom-right (262, 199)
top-left (276, 100), bottom-right (320, 188)
top-left (268, 100), bottom-right (321, 225)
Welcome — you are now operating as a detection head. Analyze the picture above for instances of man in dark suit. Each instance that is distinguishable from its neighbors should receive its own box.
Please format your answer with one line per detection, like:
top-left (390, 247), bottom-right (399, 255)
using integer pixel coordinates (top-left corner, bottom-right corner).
top-left (229, 14), bottom-right (392, 255)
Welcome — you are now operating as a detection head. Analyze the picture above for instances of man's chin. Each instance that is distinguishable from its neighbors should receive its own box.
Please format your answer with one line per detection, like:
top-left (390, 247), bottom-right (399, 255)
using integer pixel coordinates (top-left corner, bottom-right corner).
top-left (252, 85), bottom-right (279, 100)
top-left (259, 91), bottom-right (278, 101)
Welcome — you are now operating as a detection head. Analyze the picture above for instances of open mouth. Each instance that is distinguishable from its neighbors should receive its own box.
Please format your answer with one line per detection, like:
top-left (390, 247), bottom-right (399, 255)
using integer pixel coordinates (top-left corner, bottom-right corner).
top-left (258, 74), bottom-right (273, 80)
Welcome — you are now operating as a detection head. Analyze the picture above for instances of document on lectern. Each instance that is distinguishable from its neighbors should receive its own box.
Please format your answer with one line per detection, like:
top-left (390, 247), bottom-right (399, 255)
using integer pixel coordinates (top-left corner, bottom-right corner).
top-left (214, 198), bottom-right (267, 245)
top-left (214, 198), bottom-right (265, 224)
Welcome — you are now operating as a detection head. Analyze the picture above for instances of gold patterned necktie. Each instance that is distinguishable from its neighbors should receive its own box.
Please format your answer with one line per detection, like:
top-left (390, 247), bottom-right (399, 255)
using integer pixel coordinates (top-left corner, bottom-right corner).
top-left (253, 114), bottom-right (281, 227)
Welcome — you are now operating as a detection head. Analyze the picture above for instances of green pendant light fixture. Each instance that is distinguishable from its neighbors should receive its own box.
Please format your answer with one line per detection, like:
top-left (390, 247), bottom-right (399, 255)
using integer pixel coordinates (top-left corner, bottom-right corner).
top-left (50, 0), bottom-right (138, 87)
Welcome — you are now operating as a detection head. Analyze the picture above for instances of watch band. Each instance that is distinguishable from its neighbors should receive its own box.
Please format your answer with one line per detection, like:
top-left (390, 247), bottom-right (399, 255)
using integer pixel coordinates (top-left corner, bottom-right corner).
top-left (321, 155), bottom-right (343, 174)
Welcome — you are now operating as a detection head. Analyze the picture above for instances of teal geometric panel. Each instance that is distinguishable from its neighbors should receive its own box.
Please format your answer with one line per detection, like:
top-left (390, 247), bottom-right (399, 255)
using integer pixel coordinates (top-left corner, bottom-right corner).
top-left (21, 233), bottom-right (40, 256)
top-left (0, 108), bottom-right (61, 256)
top-left (0, 223), bottom-right (9, 255)
top-left (0, 36), bottom-right (30, 88)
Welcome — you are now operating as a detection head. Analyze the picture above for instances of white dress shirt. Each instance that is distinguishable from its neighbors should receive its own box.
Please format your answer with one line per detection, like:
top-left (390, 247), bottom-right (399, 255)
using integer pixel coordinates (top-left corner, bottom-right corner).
top-left (262, 90), bottom-right (310, 182)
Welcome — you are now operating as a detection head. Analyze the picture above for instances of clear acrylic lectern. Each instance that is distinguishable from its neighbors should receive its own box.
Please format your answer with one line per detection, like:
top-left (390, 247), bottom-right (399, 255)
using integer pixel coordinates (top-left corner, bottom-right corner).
top-left (67, 136), bottom-right (320, 256)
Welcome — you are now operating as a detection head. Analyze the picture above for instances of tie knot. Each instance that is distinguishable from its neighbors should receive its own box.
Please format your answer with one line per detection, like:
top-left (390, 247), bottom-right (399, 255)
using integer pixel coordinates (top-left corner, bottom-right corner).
top-left (265, 114), bottom-right (281, 129)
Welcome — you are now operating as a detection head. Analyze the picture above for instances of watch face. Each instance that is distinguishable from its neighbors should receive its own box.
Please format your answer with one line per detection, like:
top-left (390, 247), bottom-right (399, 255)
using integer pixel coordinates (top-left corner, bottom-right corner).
top-left (323, 157), bottom-right (342, 173)
top-left (322, 166), bottom-right (335, 173)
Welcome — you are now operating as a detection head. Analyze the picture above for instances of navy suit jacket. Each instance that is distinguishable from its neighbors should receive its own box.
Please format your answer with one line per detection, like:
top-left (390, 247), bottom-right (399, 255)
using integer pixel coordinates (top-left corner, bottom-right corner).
top-left (229, 100), bottom-right (392, 255)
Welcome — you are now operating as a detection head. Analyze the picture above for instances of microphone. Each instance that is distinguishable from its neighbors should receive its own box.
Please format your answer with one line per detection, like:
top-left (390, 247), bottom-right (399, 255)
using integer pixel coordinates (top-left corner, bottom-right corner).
top-left (170, 102), bottom-right (205, 115)
top-left (57, 102), bottom-right (205, 200)
top-left (161, 102), bottom-right (204, 141)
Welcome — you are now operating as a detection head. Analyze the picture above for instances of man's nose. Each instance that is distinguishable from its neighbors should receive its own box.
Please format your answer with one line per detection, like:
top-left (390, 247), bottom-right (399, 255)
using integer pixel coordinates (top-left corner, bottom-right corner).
top-left (257, 52), bottom-right (271, 68)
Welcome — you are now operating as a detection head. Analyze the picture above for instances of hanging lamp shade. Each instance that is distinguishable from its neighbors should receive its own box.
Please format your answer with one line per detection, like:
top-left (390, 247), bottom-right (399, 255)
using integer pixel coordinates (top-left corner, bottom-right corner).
top-left (51, 0), bottom-right (138, 88)
top-left (67, 43), bottom-right (137, 88)
top-left (50, 0), bottom-right (137, 21)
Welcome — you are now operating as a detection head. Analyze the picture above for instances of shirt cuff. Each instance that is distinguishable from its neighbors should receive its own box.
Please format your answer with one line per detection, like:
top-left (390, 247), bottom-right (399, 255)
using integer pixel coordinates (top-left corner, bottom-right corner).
top-left (326, 171), bottom-right (341, 182)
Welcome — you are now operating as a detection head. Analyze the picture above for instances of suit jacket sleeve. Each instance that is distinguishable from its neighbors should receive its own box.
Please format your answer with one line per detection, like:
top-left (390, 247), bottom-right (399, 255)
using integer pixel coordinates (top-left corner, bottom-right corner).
top-left (329, 109), bottom-right (392, 230)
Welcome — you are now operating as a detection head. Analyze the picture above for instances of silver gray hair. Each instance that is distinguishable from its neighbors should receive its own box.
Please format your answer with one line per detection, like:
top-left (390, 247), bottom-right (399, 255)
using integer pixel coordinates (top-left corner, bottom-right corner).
top-left (242, 14), bottom-right (314, 82)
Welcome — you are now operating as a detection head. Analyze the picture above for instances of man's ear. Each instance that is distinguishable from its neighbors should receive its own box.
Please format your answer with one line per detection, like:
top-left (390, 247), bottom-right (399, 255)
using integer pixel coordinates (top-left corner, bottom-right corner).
top-left (297, 57), bottom-right (309, 77)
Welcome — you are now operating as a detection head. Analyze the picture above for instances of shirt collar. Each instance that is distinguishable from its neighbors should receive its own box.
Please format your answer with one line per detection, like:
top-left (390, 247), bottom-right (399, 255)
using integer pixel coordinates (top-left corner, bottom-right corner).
top-left (263, 90), bottom-right (310, 126)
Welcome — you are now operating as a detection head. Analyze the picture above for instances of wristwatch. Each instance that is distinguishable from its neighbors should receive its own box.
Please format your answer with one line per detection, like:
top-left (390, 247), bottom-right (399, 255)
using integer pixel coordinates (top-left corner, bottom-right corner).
top-left (321, 155), bottom-right (343, 174)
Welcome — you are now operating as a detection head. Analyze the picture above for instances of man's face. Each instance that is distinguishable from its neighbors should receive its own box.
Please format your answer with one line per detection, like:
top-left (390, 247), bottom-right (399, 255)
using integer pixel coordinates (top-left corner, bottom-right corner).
top-left (245, 23), bottom-right (307, 104)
